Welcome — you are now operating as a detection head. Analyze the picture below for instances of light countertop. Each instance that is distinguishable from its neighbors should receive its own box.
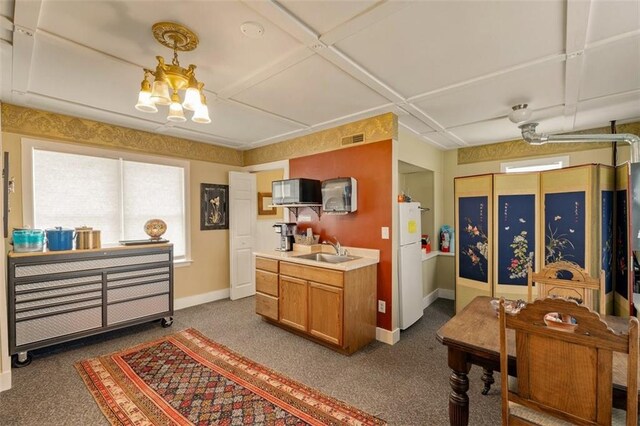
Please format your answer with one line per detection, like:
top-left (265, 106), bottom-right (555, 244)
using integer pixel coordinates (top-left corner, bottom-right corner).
top-left (254, 246), bottom-right (379, 271)
top-left (422, 250), bottom-right (454, 261)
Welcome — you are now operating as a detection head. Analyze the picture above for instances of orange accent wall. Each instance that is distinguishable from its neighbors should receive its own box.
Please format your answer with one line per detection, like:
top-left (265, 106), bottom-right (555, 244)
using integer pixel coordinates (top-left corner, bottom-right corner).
top-left (289, 140), bottom-right (393, 330)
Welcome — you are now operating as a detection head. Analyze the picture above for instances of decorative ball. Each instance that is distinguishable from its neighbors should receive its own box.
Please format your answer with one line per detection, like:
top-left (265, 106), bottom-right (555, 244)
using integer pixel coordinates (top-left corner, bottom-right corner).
top-left (144, 219), bottom-right (167, 240)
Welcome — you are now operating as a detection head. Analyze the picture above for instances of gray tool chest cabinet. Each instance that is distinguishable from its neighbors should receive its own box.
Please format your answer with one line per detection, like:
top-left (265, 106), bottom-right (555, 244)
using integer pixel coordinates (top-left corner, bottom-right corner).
top-left (7, 244), bottom-right (174, 366)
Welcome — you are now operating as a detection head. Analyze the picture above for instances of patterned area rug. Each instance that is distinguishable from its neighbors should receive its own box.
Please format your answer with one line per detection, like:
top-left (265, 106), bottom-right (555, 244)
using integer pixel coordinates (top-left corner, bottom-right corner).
top-left (76, 328), bottom-right (386, 425)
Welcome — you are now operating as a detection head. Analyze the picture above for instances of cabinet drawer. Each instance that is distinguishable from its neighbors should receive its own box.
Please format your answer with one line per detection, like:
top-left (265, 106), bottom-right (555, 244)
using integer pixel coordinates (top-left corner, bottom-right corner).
top-left (107, 281), bottom-right (170, 303)
top-left (280, 262), bottom-right (343, 288)
top-left (256, 293), bottom-right (278, 320)
top-left (16, 307), bottom-right (102, 347)
top-left (256, 270), bottom-right (278, 296)
top-left (107, 294), bottom-right (169, 325)
top-left (256, 257), bottom-right (278, 273)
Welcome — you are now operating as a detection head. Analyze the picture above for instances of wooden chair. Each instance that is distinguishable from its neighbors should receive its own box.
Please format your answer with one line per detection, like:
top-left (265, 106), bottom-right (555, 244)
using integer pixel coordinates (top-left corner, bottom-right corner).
top-left (499, 297), bottom-right (638, 425)
top-left (527, 261), bottom-right (606, 315)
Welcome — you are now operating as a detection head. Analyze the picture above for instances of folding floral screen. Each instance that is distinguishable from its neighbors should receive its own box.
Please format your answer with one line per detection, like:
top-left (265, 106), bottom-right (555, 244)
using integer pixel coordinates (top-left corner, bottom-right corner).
top-left (454, 163), bottom-right (633, 316)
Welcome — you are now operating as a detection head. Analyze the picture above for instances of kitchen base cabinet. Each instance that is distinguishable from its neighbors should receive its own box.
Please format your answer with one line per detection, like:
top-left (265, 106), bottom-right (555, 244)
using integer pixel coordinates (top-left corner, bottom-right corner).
top-left (8, 244), bottom-right (174, 367)
top-left (279, 276), bottom-right (308, 332)
top-left (308, 282), bottom-right (343, 346)
top-left (255, 255), bottom-right (376, 355)
top-left (255, 257), bottom-right (279, 320)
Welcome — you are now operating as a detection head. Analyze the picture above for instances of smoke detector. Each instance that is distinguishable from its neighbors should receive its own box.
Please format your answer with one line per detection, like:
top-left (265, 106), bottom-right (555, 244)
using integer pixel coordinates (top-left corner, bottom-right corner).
top-left (240, 22), bottom-right (264, 38)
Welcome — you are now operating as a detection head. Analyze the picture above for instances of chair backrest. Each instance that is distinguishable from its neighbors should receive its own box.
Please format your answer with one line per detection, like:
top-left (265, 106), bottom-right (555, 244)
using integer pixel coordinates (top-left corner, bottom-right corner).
top-left (499, 297), bottom-right (639, 426)
top-left (527, 261), bottom-right (606, 315)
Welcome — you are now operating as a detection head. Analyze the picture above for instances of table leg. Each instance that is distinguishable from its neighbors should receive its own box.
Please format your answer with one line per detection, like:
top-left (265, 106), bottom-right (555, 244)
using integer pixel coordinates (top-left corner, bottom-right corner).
top-left (481, 368), bottom-right (494, 395)
top-left (448, 348), bottom-right (471, 426)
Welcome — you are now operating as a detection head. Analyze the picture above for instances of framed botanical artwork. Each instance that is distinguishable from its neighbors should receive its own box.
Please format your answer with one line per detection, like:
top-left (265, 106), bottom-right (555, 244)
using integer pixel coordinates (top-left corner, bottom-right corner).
top-left (258, 192), bottom-right (277, 215)
top-left (201, 183), bottom-right (229, 230)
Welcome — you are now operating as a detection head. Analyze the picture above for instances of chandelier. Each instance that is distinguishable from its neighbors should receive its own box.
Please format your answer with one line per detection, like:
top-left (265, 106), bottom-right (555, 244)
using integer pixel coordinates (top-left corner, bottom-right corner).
top-left (135, 22), bottom-right (211, 124)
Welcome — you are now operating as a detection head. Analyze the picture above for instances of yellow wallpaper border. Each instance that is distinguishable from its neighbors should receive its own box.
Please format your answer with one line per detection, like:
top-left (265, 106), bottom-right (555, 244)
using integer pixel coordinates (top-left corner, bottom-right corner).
top-left (458, 121), bottom-right (640, 165)
top-left (243, 112), bottom-right (397, 166)
top-left (1, 103), bottom-right (243, 166)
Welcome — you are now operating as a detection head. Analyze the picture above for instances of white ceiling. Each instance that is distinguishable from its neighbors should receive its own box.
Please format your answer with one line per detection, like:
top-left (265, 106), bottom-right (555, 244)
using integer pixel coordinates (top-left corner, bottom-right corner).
top-left (0, 0), bottom-right (639, 151)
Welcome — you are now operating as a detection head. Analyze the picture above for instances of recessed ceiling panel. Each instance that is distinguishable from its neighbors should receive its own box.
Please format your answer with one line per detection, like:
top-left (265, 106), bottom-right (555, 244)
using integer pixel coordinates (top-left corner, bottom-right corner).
top-left (450, 112), bottom-right (568, 146)
top-left (412, 59), bottom-right (565, 128)
top-left (335, 1), bottom-right (565, 98)
top-left (586, 0), bottom-right (640, 44)
top-left (279, 0), bottom-right (380, 35)
top-left (37, 0), bottom-right (303, 92)
top-left (232, 55), bottom-right (389, 125)
top-left (575, 91), bottom-right (640, 129)
top-left (580, 35), bottom-right (640, 101)
top-left (29, 34), bottom-right (167, 124)
top-left (28, 34), bottom-right (303, 147)
top-left (196, 100), bottom-right (305, 144)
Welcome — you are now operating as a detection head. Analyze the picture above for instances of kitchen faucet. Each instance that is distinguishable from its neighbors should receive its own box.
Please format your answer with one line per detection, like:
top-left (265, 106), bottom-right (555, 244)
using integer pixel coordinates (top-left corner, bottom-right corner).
top-left (323, 236), bottom-right (347, 256)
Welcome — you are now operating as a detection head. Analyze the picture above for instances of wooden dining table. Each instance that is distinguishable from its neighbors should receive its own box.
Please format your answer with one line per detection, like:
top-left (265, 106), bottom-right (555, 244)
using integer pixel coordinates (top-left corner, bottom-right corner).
top-left (436, 296), bottom-right (638, 426)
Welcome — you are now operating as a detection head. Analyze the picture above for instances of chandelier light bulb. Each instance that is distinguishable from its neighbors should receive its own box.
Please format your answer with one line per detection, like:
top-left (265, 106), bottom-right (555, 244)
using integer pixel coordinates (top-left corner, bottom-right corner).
top-left (135, 76), bottom-right (157, 113)
top-left (508, 104), bottom-right (532, 124)
top-left (167, 93), bottom-right (187, 122)
top-left (150, 79), bottom-right (171, 106)
top-left (183, 87), bottom-right (202, 112)
top-left (192, 103), bottom-right (211, 124)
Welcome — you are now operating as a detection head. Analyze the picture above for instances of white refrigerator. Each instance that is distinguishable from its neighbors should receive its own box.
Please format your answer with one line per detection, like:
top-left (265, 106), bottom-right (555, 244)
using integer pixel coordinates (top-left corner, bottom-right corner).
top-left (398, 202), bottom-right (424, 329)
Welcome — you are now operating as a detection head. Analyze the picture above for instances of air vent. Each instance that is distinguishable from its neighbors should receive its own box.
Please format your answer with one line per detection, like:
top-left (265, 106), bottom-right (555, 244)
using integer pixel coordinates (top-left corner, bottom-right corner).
top-left (341, 133), bottom-right (365, 146)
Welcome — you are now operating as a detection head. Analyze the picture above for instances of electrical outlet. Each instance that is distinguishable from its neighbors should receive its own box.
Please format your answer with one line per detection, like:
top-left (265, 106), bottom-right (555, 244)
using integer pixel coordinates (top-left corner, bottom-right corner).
top-left (378, 300), bottom-right (386, 313)
top-left (381, 227), bottom-right (389, 239)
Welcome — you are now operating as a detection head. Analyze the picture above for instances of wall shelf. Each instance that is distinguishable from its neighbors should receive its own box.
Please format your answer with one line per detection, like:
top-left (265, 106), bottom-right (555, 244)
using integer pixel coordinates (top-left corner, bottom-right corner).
top-left (269, 204), bottom-right (322, 219)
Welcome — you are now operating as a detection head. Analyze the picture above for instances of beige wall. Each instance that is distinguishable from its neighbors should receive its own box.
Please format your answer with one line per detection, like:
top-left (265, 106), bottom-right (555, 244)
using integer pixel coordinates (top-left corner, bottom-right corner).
top-left (399, 170), bottom-right (434, 238)
top-left (2, 132), bottom-right (240, 300)
top-left (397, 128), bottom-right (444, 234)
top-left (256, 169), bottom-right (284, 220)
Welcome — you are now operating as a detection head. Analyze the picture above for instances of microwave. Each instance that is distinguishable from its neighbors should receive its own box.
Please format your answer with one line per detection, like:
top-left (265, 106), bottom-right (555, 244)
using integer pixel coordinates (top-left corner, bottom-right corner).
top-left (272, 178), bottom-right (322, 204)
top-left (321, 177), bottom-right (357, 214)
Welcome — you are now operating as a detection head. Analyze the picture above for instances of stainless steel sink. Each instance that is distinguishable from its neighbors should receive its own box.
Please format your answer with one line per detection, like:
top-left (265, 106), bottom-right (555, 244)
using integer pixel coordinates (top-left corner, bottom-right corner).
top-left (294, 253), bottom-right (360, 264)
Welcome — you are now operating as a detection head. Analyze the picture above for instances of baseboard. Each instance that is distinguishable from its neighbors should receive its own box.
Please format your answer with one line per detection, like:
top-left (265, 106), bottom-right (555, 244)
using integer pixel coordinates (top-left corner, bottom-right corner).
top-left (438, 288), bottom-right (455, 300)
top-left (0, 368), bottom-right (11, 392)
top-left (422, 288), bottom-right (455, 310)
top-left (422, 289), bottom-right (440, 309)
top-left (174, 288), bottom-right (230, 311)
top-left (376, 327), bottom-right (400, 345)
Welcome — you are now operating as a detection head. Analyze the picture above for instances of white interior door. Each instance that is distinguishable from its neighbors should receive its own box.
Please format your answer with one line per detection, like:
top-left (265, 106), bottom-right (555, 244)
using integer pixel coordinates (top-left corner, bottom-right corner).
top-left (229, 171), bottom-right (257, 300)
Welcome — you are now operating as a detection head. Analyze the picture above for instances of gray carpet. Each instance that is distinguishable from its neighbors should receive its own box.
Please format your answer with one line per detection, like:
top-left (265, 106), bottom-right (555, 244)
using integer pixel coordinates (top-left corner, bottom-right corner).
top-left (0, 297), bottom-right (502, 425)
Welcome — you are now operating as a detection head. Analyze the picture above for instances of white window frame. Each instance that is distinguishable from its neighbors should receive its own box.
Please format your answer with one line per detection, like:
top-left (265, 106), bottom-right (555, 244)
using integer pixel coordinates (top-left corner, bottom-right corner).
top-left (21, 138), bottom-right (191, 265)
top-left (501, 155), bottom-right (570, 173)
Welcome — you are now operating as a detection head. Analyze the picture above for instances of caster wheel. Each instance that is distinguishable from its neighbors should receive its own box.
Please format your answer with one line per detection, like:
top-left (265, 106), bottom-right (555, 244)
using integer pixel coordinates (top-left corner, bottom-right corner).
top-left (12, 353), bottom-right (32, 368)
top-left (161, 317), bottom-right (173, 328)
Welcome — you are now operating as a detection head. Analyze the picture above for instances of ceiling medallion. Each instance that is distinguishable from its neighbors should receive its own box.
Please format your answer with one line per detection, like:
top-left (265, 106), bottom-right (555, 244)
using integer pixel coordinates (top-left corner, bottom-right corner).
top-left (135, 22), bottom-right (211, 124)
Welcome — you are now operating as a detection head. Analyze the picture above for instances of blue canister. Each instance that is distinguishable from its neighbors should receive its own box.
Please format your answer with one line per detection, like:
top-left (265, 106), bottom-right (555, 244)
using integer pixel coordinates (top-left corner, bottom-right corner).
top-left (12, 229), bottom-right (45, 252)
top-left (46, 227), bottom-right (75, 251)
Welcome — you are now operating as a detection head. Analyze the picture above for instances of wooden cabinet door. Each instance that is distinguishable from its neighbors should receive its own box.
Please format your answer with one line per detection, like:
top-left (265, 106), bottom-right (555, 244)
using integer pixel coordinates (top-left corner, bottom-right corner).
top-left (308, 282), bottom-right (343, 346)
top-left (279, 276), bottom-right (308, 332)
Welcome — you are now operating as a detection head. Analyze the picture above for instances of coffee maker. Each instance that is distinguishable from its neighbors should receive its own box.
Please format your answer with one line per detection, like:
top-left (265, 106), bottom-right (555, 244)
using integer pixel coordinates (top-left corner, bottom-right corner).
top-left (273, 222), bottom-right (296, 251)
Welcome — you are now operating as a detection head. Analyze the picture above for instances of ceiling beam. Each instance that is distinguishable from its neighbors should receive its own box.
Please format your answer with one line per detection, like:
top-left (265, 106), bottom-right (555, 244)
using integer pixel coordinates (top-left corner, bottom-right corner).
top-left (319, 1), bottom-right (410, 46)
top-left (11, 0), bottom-right (43, 96)
top-left (562, 0), bottom-right (591, 131)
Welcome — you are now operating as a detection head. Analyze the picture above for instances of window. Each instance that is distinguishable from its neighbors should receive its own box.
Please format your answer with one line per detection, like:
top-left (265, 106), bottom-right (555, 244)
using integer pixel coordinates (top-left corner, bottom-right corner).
top-left (501, 155), bottom-right (569, 173)
top-left (22, 139), bottom-right (189, 260)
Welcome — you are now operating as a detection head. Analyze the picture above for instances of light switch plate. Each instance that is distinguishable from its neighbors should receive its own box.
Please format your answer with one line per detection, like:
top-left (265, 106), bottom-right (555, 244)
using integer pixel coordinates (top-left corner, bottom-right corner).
top-left (298, 215), bottom-right (311, 222)
top-left (381, 227), bottom-right (389, 239)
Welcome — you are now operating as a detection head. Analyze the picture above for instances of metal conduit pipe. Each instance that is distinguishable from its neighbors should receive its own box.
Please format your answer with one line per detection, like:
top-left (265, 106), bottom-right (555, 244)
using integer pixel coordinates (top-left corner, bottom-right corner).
top-left (519, 122), bottom-right (640, 162)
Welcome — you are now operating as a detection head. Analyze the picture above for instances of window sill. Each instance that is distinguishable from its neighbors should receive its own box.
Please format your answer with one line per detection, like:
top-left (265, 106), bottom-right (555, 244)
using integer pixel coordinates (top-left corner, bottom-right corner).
top-left (174, 259), bottom-right (193, 268)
